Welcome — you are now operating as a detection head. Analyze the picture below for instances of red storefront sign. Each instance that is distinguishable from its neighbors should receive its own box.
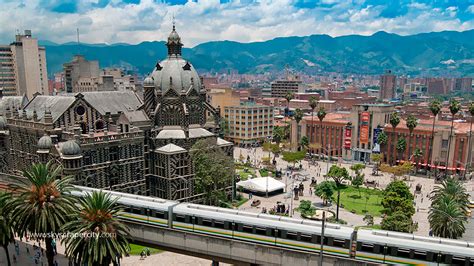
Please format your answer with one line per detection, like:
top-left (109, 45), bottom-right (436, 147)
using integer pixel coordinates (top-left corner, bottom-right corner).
top-left (360, 112), bottom-right (370, 144)
top-left (344, 127), bottom-right (352, 149)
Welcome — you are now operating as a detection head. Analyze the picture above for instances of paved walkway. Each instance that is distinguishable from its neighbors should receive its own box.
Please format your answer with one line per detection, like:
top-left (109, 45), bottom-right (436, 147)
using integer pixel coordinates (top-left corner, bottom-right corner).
top-left (234, 147), bottom-right (474, 237)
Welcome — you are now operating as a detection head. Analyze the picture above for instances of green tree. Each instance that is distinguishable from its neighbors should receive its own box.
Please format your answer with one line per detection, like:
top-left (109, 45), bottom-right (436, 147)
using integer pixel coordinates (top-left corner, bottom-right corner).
top-left (389, 112), bottom-right (400, 165)
top-left (309, 96), bottom-right (318, 148)
top-left (190, 139), bottom-right (234, 205)
top-left (363, 214), bottom-right (374, 226)
top-left (430, 178), bottom-right (470, 213)
top-left (62, 191), bottom-right (130, 266)
top-left (314, 181), bottom-right (336, 206)
top-left (326, 165), bottom-right (350, 221)
top-left (298, 200), bottom-right (316, 217)
top-left (381, 211), bottom-right (416, 233)
top-left (273, 125), bottom-right (284, 144)
top-left (428, 99), bottom-right (442, 171)
top-left (317, 107), bottom-right (327, 158)
top-left (428, 194), bottom-right (467, 239)
top-left (0, 192), bottom-right (14, 266)
top-left (413, 148), bottom-right (423, 174)
top-left (284, 91), bottom-right (295, 115)
top-left (377, 131), bottom-right (388, 155)
top-left (10, 161), bottom-right (77, 266)
top-left (293, 108), bottom-right (304, 148)
top-left (406, 114), bottom-right (418, 156)
top-left (371, 153), bottom-right (383, 175)
top-left (445, 99), bottom-right (461, 177)
top-left (350, 163), bottom-right (365, 195)
top-left (299, 136), bottom-right (309, 150)
top-left (396, 137), bottom-right (407, 163)
top-left (282, 150), bottom-right (306, 168)
top-left (381, 180), bottom-right (415, 216)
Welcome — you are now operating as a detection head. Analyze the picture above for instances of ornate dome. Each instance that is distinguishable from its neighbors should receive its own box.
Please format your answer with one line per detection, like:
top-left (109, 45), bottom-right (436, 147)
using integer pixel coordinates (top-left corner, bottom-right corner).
top-left (150, 58), bottom-right (201, 93)
top-left (0, 116), bottom-right (6, 130)
top-left (37, 135), bottom-right (53, 150)
top-left (150, 25), bottom-right (201, 93)
top-left (61, 140), bottom-right (81, 156)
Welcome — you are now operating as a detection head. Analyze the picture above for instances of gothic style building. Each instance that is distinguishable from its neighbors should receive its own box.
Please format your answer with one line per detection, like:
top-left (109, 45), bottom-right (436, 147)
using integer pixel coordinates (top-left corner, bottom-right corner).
top-left (0, 26), bottom-right (232, 202)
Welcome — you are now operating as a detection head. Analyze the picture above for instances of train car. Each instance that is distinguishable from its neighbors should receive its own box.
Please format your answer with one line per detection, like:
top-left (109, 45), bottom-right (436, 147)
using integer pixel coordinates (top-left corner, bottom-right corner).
top-left (356, 229), bottom-right (474, 265)
top-left (171, 203), bottom-right (354, 258)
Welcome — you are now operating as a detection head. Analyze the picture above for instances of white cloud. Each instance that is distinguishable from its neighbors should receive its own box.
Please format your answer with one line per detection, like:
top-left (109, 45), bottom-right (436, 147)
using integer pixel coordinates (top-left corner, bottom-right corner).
top-left (0, 0), bottom-right (472, 47)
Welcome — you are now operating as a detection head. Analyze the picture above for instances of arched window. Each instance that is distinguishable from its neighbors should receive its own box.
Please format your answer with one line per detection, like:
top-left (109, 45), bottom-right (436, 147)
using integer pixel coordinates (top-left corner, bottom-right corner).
top-left (95, 120), bottom-right (105, 131)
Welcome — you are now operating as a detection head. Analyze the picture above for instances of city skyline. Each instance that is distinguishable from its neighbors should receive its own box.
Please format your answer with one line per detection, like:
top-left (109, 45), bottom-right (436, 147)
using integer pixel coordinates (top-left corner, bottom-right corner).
top-left (0, 0), bottom-right (473, 46)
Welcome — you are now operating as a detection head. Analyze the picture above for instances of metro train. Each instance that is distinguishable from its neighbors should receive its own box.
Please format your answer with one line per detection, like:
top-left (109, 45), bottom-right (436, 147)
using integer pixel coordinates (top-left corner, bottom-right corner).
top-left (73, 186), bottom-right (474, 265)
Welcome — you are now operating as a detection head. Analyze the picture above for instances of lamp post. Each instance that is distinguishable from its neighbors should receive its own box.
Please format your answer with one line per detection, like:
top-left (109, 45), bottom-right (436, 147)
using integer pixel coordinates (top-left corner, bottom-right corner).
top-left (319, 210), bottom-right (326, 266)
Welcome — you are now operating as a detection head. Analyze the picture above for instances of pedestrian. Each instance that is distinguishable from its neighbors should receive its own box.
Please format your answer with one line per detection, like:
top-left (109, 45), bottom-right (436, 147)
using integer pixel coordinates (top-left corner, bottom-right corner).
top-left (26, 246), bottom-right (30, 254)
top-left (309, 187), bottom-right (313, 196)
top-left (421, 197), bottom-right (424, 203)
top-left (13, 254), bottom-right (16, 263)
top-left (54, 260), bottom-right (58, 266)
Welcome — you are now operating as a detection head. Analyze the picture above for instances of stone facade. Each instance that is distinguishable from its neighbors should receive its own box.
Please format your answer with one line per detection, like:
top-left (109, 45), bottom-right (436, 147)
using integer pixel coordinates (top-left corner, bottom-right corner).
top-left (0, 26), bottom-right (233, 202)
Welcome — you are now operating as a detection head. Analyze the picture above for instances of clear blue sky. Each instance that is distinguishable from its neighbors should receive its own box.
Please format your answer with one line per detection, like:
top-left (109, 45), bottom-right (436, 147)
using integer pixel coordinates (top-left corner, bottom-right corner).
top-left (1, 0), bottom-right (473, 46)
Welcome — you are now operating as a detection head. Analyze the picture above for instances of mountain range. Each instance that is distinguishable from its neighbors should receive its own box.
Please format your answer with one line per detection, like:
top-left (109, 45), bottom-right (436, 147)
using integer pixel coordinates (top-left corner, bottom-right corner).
top-left (42, 30), bottom-right (474, 77)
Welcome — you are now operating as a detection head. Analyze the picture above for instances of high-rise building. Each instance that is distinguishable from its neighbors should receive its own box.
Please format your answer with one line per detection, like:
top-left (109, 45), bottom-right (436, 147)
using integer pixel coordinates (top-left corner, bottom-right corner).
top-left (270, 78), bottom-right (304, 98)
top-left (454, 77), bottom-right (473, 92)
top-left (379, 70), bottom-right (396, 100)
top-left (224, 103), bottom-right (274, 146)
top-left (63, 55), bottom-right (100, 93)
top-left (0, 30), bottom-right (48, 98)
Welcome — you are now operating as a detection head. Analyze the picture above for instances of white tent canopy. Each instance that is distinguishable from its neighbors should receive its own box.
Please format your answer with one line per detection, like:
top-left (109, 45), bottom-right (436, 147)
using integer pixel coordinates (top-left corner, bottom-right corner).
top-left (237, 177), bottom-right (285, 193)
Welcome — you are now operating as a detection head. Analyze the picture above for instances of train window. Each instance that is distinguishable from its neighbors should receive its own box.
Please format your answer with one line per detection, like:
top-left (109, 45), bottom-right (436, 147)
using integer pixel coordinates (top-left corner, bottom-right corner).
top-left (373, 245), bottom-right (381, 254)
top-left (197, 217), bottom-right (203, 225)
top-left (451, 256), bottom-right (467, 265)
top-left (256, 227), bottom-right (266, 236)
top-left (237, 224), bottom-right (243, 232)
top-left (175, 215), bottom-right (186, 223)
top-left (185, 215), bottom-right (191, 223)
top-left (360, 244), bottom-right (374, 253)
top-left (287, 232), bottom-right (298, 241)
top-left (214, 221), bottom-right (225, 229)
top-left (154, 211), bottom-right (165, 219)
top-left (427, 252), bottom-right (435, 262)
top-left (397, 248), bottom-right (411, 259)
top-left (413, 251), bottom-right (426, 261)
top-left (390, 247), bottom-right (398, 256)
top-left (266, 228), bottom-right (275, 237)
top-left (327, 237), bottom-right (334, 246)
top-left (312, 235), bottom-right (318, 244)
top-left (164, 212), bottom-right (169, 219)
top-left (278, 230), bottom-right (287, 239)
top-left (132, 208), bottom-right (141, 215)
top-left (444, 254), bottom-right (453, 264)
top-left (224, 221), bottom-right (230, 230)
top-left (243, 225), bottom-right (253, 234)
top-left (301, 234), bottom-right (312, 243)
top-left (333, 239), bottom-right (346, 248)
top-left (203, 219), bottom-right (213, 227)
top-left (124, 207), bottom-right (131, 213)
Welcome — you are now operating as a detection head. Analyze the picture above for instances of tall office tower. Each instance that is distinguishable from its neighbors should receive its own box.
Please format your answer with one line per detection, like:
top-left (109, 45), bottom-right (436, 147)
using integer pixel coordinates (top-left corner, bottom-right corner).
top-left (0, 30), bottom-right (48, 98)
top-left (379, 70), bottom-right (396, 100)
top-left (63, 55), bottom-right (100, 93)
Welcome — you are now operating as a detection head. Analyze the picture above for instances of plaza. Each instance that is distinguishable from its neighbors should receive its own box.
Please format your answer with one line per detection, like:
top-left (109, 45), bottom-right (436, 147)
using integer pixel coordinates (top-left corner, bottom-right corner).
top-left (233, 146), bottom-right (474, 239)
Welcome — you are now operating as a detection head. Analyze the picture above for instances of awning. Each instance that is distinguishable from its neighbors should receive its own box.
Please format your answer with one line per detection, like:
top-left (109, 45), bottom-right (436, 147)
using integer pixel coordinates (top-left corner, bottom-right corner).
top-left (236, 177), bottom-right (285, 193)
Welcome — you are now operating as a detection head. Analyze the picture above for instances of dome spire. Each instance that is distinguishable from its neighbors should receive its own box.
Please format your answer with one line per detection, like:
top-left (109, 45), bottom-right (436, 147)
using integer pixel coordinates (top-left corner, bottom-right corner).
top-left (167, 17), bottom-right (183, 57)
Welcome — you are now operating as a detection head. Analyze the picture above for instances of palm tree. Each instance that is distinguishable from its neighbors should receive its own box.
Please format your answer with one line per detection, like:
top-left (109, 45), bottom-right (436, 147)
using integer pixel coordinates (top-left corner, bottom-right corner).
top-left (430, 178), bottom-right (470, 209)
top-left (308, 96), bottom-right (318, 151)
top-left (10, 161), bottom-right (77, 266)
top-left (428, 99), bottom-right (442, 171)
top-left (396, 137), bottom-right (407, 164)
top-left (413, 148), bottom-right (423, 175)
top-left (284, 91), bottom-right (295, 117)
top-left (377, 131), bottom-right (388, 157)
top-left (0, 192), bottom-right (15, 266)
top-left (466, 102), bottom-right (474, 175)
top-left (445, 99), bottom-right (461, 178)
top-left (63, 191), bottom-right (130, 266)
top-left (317, 107), bottom-right (327, 159)
top-left (406, 114), bottom-right (418, 159)
top-left (299, 136), bottom-right (309, 150)
top-left (428, 194), bottom-right (467, 239)
top-left (389, 112), bottom-right (400, 165)
top-left (294, 108), bottom-right (304, 147)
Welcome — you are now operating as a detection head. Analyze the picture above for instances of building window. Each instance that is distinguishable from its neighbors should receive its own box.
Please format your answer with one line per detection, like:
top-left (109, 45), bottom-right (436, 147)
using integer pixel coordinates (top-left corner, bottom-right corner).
top-left (441, 139), bottom-right (448, 149)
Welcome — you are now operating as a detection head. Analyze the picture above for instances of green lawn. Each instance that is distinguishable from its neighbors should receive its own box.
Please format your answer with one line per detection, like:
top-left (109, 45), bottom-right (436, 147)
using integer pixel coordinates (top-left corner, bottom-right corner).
top-left (356, 224), bottom-right (382, 230)
top-left (259, 169), bottom-right (276, 177)
top-left (236, 167), bottom-right (256, 180)
top-left (333, 186), bottom-right (384, 217)
top-left (128, 244), bottom-right (162, 256)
